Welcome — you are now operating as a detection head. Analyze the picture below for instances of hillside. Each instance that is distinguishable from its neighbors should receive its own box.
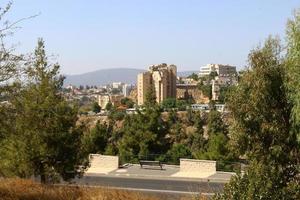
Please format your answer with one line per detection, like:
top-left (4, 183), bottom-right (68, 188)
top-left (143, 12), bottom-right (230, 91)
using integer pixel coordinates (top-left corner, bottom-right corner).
top-left (64, 68), bottom-right (145, 86)
top-left (64, 68), bottom-right (198, 86)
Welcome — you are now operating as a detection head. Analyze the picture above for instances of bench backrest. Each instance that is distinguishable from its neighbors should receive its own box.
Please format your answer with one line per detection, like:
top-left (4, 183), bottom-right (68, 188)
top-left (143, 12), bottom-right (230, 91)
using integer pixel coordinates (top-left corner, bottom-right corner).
top-left (139, 160), bottom-right (161, 165)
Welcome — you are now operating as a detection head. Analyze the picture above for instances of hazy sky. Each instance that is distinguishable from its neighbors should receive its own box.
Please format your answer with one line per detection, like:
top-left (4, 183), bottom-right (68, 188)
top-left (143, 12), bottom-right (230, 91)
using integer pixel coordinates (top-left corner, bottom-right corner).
top-left (3, 0), bottom-right (300, 75)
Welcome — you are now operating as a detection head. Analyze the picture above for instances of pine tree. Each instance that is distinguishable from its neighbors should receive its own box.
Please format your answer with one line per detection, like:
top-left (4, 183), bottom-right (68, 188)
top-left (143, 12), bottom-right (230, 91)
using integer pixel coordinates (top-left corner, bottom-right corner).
top-left (0, 39), bottom-right (88, 183)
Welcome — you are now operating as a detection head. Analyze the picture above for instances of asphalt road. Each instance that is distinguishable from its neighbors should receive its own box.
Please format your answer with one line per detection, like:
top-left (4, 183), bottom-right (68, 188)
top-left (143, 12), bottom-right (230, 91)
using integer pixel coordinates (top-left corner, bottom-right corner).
top-left (75, 176), bottom-right (225, 196)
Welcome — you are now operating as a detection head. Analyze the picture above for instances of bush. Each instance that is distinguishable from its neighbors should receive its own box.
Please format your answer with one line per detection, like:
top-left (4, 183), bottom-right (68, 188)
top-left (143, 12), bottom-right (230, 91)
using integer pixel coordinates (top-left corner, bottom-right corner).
top-left (167, 144), bottom-right (192, 164)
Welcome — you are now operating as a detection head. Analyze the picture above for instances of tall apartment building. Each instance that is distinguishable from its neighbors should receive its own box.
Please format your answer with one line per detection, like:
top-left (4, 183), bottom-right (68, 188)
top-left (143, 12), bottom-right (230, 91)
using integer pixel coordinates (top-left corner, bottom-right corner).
top-left (122, 84), bottom-right (133, 97)
top-left (137, 63), bottom-right (177, 105)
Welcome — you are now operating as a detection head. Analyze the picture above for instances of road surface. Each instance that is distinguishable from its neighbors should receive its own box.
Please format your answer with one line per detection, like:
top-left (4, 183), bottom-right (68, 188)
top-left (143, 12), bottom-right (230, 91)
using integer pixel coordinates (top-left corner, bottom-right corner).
top-left (74, 175), bottom-right (225, 199)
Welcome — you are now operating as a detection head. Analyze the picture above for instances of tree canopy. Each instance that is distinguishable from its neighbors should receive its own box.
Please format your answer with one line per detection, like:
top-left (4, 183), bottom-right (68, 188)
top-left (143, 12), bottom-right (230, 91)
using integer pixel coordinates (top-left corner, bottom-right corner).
top-left (215, 31), bottom-right (300, 200)
top-left (0, 39), bottom-right (88, 183)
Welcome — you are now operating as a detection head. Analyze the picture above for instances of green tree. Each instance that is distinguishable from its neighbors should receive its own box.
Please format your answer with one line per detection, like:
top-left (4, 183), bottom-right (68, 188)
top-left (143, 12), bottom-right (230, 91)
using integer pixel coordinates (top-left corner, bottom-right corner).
top-left (120, 97), bottom-right (134, 108)
top-left (218, 85), bottom-right (234, 103)
top-left (207, 110), bottom-right (226, 136)
top-left (118, 105), bottom-right (168, 162)
top-left (192, 111), bottom-right (204, 134)
top-left (187, 73), bottom-right (199, 81)
top-left (187, 131), bottom-right (206, 155)
top-left (286, 10), bottom-right (300, 144)
top-left (167, 109), bottom-right (178, 124)
top-left (201, 133), bottom-right (229, 161)
top-left (169, 122), bottom-right (186, 143)
top-left (144, 84), bottom-right (156, 106)
top-left (186, 111), bottom-right (206, 155)
top-left (92, 102), bottom-right (101, 113)
top-left (215, 37), bottom-right (300, 199)
top-left (0, 2), bottom-right (21, 86)
top-left (0, 39), bottom-right (88, 183)
top-left (197, 109), bottom-right (234, 161)
top-left (209, 71), bottom-right (218, 80)
top-left (161, 98), bottom-right (177, 110)
top-left (176, 99), bottom-right (189, 111)
top-left (167, 144), bottom-right (191, 164)
top-left (105, 101), bottom-right (113, 111)
top-left (0, 2), bottom-right (23, 141)
top-left (84, 121), bottom-right (109, 154)
top-left (197, 82), bottom-right (212, 99)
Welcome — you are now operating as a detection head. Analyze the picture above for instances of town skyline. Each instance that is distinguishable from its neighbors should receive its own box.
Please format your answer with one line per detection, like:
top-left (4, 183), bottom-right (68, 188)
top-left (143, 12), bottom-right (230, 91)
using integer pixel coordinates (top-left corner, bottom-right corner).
top-left (6, 0), bottom-right (300, 75)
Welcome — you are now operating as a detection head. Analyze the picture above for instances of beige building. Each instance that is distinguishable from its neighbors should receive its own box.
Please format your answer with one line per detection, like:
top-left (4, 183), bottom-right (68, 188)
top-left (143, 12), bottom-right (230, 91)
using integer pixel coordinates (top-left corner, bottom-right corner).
top-left (98, 94), bottom-right (110, 109)
top-left (98, 94), bottom-right (124, 109)
top-left (199, 64), bottom-right (236, 76)
top-left (211, 80), bottom-right (220, 101)
top-left (137, 63), bottom-right (177, 105)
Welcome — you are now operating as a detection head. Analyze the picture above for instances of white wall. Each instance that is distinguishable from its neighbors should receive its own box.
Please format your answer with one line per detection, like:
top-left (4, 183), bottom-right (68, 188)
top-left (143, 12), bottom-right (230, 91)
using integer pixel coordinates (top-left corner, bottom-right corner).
top-left (87, 154), bottom-right (119, 174)
top-left (179, 159), bottom-right (216, 176)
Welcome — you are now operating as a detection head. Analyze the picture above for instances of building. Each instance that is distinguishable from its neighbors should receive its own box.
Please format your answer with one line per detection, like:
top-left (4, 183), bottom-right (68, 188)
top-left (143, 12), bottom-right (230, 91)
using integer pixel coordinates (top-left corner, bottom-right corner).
top-left (137, 72), bottom-right (152, 105)
top-left (122, 84), bottom-right (133, 97)
top-left (98, 94), bottom-right (124, 109)
top-left (112, 82), bottom-right (124, 89)
top-left (110, 95), bottom-right (123, 107)
top-left (137, 63), bottom-right (177, 105)
top-left (199, 64), bottom-right (237, 77)
top-left (191, 103), bottom-right (227, 113)
top-left (199, 64), bottom-right (238, 87)
top-left (211, 80), bottom-right (220, 101)
top-left (98, 94), bottom-right (110, 109)
top-left (177, 77), bottom-right (198, 85)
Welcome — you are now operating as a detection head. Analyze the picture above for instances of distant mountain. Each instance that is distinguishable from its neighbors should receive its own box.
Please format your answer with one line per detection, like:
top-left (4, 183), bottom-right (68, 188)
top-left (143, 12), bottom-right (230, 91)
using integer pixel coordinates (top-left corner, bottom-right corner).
top-left (64, 68), bottom-right (198, 86)
top-left (64, 68), bottom-right (145, 86)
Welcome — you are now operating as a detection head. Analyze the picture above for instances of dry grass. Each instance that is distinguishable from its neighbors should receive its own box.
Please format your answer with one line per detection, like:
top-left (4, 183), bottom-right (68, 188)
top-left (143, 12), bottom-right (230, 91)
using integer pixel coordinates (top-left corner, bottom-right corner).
top-left (0, 178), bottom-right (157, 200)
top-left (0, 178), bottom-right (209, 200)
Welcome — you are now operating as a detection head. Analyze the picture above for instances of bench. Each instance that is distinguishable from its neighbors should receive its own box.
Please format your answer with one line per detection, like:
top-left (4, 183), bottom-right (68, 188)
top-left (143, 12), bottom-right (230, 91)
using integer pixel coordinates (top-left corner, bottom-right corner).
top-left (139, 160), bottom-right (163, 170)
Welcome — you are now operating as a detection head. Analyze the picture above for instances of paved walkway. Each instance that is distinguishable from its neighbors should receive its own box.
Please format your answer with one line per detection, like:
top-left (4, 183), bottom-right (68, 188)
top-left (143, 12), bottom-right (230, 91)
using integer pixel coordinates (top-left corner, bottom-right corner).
top-left (86, 164), bottom-right (234, 182)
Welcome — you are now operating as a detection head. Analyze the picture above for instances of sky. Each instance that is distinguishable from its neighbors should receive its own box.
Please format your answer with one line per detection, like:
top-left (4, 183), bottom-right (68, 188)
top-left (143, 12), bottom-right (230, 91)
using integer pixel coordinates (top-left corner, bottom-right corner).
top-left (3, 0), bottom-right (300, 75)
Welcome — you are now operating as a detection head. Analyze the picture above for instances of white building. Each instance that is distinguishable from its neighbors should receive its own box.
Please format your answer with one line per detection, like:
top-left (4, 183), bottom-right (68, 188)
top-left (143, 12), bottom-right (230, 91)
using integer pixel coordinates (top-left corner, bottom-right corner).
top-left (122, 84), bottom-right (133, 97)
top-left (199, 64), bottom-right (237, 77)
top-left (191, 104), bottom-right (227, 113)
top-left (112, 82), bottom-right (124, 89)
top-left (212, 80), bottom-right (220, 101)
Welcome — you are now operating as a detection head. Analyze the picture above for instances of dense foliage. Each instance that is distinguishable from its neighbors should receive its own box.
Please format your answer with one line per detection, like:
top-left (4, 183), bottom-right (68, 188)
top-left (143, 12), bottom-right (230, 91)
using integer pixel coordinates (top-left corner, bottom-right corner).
top-left (0, 38), bottom-right (88, 183)
top-left (215, 12), bottom-right (300, 199)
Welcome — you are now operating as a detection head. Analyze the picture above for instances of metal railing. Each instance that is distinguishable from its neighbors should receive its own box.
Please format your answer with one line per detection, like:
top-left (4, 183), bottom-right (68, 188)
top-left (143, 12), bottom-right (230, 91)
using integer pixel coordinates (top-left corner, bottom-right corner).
top-left (118, 153), bottom-right (243, 172)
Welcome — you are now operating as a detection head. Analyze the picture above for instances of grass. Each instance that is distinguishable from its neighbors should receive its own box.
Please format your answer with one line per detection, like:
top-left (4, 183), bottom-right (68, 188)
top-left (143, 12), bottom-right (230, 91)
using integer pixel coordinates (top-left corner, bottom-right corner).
top-left (0, 178), bottom-right (156, 200)
top-left (0, 178), bottom-right (209, 200)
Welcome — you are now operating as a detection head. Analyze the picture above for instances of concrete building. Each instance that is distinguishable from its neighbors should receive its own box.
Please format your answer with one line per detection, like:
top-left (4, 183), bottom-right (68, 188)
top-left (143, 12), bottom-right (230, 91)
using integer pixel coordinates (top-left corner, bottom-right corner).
top-left (110, 95), bottom-right (123, 107)
top-left (137, 72), bottom-right (152, 106)
top-left (98, 94), bottom-right (110, 109)
top-left (122, 84), bottom-right (133, 97)
top-left (137, 63), bottom-right (177, 105)
top-left (191, 103), bottom-right (226, 113)
top-left (112, 82), bottom-right (124, 89)
top-left (211, 80), bottom-right (220, 101)
top-left (98, 94), bottom-right (124, 109)
top-left (199, 64), bottom-right (237, 77)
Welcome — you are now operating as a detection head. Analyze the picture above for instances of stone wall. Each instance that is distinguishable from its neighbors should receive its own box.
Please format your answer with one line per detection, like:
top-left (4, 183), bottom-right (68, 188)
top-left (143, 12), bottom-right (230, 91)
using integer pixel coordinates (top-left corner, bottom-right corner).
top-left (87, 154), bottom-right (119, 174)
